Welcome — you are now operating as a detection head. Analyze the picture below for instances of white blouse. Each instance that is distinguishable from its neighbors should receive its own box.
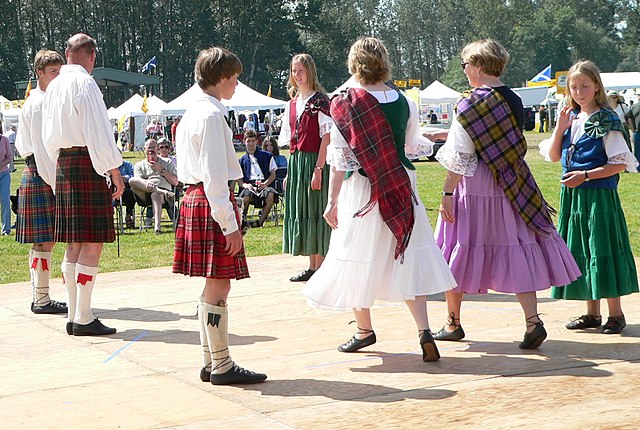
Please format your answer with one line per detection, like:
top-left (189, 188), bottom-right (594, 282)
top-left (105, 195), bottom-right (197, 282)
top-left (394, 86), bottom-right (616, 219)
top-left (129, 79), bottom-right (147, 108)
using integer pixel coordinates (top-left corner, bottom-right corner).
top-left (278, 92), bottom-right (332, 148)
top-left (175, 91), bottom-right (243, 235)
top-left (15, 88), bottom-right (57, 187)
top-left (539, 111), bottom-right (638, 172)
top-left (327, 90), bottom-right (433, 171)
top-left (434, 114), bottom-right (478, 176)
top-left (42, 65), bottom-right (122, 176)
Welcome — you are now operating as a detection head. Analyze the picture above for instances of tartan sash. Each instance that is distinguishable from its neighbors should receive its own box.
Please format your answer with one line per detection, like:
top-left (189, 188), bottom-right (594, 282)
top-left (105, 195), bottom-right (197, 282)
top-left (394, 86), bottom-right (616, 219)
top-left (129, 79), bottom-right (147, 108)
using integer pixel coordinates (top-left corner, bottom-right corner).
top-left (331, 88), bottom-right (416, 260)
top-left (456, 87), bottom-right (555, 235)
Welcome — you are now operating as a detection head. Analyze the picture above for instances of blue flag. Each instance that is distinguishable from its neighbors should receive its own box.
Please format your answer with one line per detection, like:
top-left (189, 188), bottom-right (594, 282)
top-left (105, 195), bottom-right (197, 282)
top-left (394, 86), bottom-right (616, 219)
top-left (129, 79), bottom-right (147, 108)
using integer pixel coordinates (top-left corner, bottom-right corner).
top-left (531, 64), bottom-right (552, 82)
top-left (140, 56), bottom-right (157, 74)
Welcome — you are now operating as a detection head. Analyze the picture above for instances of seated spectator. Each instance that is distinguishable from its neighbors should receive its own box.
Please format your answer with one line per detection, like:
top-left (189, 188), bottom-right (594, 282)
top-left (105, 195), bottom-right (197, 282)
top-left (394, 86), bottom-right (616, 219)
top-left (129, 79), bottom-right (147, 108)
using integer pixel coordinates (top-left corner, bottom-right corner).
top-left (129, 139), bottom-right (178, 234)
top-left (118, 160), bottom-right (136, 229)
top-left (238, 130), bottom-right (278, 228)
top-left (157, 137), bottom-right (177, 167)
top-left (243, 115), bottom-right (256, 132)
top-left (262, 136), bottom-right (287, 194)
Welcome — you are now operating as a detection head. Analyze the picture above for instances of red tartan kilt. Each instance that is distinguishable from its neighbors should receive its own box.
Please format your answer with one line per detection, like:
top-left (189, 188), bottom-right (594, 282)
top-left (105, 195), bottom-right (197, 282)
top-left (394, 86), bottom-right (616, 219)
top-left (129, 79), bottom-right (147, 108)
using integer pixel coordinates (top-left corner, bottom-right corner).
top-left (16, 159), bottom-right (55, 244)
top-left (172, 184), bottom-right (249, 279)
top-left (54, 148), bottom-right (115, 243)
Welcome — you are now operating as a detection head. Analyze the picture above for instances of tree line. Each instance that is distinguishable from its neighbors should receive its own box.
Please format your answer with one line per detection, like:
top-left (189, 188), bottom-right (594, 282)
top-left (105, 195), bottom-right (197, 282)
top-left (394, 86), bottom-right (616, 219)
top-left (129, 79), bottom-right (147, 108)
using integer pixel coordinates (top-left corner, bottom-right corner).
top-left (1, 0), bottom-right (637, 106)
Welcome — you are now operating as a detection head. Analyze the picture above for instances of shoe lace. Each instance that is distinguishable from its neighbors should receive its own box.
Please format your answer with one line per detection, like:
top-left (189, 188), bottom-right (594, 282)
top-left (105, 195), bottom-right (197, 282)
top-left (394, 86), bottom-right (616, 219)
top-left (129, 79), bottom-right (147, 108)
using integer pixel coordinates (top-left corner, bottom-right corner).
top-left (348, 320), bottom-right (374, 338)
top-left (446, 312), bottom-right (461, 329)
top-left (525, 313), bottom-right (544, 329)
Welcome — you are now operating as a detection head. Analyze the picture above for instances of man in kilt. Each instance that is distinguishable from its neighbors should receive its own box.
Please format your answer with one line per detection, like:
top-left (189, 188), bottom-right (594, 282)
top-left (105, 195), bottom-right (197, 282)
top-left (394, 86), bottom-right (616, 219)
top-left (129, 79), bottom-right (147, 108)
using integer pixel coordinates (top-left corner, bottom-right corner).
top-left (42, 34), bottom-right (124, 336)
top-left (15, 49), bottom-right (68, 315)
top-left (173, 47), bottom-right (266, 385)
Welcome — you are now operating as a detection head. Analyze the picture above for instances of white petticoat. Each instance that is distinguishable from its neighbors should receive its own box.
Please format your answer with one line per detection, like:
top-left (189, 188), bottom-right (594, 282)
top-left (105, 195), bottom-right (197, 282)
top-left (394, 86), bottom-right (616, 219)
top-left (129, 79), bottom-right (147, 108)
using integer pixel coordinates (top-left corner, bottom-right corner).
top-left (302, 169), bottom-right (457, 310)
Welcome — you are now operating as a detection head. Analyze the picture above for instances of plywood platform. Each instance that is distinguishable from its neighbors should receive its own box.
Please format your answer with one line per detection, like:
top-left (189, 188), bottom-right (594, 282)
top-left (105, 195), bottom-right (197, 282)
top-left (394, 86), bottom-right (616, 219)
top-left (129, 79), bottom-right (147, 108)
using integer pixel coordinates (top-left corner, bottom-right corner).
top-left (1, 254), bottom-right (638, 429)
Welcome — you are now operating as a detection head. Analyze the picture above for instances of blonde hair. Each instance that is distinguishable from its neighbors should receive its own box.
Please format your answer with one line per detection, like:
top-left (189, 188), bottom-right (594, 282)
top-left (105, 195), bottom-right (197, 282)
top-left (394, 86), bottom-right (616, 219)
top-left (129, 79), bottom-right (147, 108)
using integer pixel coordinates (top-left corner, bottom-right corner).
top-left (347, 37), bottom-right (391, 85)
top-left (34, 49), bottom-right (64, 72)
top-left (565, 60), bottom-right (610, 111)
top-left (287, 54), bottom-right (326, 99)
top-left (195, 47), bottom-right (243, 90)
top-left (461, 39), bottom-right (510, 77)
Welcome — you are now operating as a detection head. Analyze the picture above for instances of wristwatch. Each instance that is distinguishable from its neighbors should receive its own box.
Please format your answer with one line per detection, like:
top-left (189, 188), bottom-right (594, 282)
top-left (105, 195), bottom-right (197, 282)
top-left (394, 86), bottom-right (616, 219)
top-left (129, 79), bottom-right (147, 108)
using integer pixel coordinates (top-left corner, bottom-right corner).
top-left (583, 170), bottom-right (590, 182)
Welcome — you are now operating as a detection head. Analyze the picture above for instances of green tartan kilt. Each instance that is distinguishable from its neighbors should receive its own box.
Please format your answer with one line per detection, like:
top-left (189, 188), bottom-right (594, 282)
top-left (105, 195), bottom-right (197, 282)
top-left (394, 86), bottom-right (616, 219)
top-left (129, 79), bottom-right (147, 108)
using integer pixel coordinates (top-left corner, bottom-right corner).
top-left (551, 186), bottom-right (638, 300)
top-left (282, 151), bottom-right (330, 256)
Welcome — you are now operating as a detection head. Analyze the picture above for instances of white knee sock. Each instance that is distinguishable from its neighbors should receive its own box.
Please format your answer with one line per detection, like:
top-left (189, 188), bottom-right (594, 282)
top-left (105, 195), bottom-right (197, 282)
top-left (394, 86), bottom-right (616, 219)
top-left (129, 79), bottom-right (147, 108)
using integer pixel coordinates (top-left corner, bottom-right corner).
top-left (61, 262), bottom-right (77, 323)
top-left (198, 296), bottom-right (212, 372)
top-left (74, 263), bottom-right (98, 325)
top-left (204, 301), bottom-right (234, 375)
top-left (31, 250), bottom-right (53, 306)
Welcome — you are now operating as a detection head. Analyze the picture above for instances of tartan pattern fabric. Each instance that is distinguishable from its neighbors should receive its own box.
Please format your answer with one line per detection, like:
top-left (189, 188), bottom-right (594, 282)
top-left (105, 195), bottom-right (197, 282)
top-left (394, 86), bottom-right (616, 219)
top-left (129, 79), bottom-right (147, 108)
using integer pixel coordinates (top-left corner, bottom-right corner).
top-left (16, 157), bottom-right (55, 244)
top-left (173, 185), bottom-right (249, 279)
top-left (331, 88), bottom-right (416, 260)
top-left (54, 148), bottom-right (116, 243)
top-left (456, 87), bottom-right (555, 235)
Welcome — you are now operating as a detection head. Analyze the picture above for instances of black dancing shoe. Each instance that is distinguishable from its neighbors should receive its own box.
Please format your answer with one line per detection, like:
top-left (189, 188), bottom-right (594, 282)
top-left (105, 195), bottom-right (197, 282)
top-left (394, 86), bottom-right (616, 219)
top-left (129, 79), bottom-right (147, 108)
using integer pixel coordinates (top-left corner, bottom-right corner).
top-left (66, 322), bottom-right (73, 335)
top-left (32, 300), bottom-right (68, 314)
top-left (338, 328), bottom-right (376, 352)
top-left (200, 368), bottom-right (211, 382)
top-left (210, 363), bottom-right (267, 385)
top-left (289, 269), bottom-right (315, 282)
top-left (419, 330), bottom-right (440, 362)
top-left (565, 314), bottom-right (602, 330)
top-left (519, 317), bottom-right (547, 350)
top-left (432, 312), bottom-right (465, 341)
top-left (602, 315), bottom-right (626, 334)
top-left (72, 319), bottom-right (117, 336)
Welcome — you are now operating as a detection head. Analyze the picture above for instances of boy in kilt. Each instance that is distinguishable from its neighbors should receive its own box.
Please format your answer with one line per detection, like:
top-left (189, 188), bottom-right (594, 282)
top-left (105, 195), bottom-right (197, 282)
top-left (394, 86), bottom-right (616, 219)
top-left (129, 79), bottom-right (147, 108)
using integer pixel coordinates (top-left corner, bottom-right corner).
top-left (42, 34), bottom-right (124, 336)
top-left (173, 47), bottom-right (266, 385)
top-left (15, 49), bottom-right (68, 315)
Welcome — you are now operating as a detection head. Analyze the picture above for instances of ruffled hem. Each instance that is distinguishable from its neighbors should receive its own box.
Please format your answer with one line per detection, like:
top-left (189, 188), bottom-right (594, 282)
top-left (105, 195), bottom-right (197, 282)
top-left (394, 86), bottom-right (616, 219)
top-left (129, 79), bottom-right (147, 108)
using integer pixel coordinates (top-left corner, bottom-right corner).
top-left (303, 170), bottom-right (456, 310)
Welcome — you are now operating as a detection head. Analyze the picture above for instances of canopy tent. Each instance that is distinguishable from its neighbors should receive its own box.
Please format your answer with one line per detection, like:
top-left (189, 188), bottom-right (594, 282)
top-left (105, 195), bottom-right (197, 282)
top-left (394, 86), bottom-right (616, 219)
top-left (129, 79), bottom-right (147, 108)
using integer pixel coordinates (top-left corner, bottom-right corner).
top-left (107, 107), bottom-right (118, 120)
top-left (114, 94), bottom-right (168, 150)
top-left (161, 81), bottom-right (286, 116)
top-left (601, 72), bottom-right (640, 91)
top-left (511, 86), bottom-right (556, 107)
top-left (0, 107), bottom-right (20, 132)
top-left (419, 80), bottom-right (460, 104)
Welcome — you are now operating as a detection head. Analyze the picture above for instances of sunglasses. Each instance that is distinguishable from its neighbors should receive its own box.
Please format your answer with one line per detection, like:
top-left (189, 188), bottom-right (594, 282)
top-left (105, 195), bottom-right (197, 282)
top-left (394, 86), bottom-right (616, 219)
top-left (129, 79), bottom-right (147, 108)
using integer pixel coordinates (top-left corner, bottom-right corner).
top-left (158, 145), bottom-right (170, 149)
top-left (460, 62), bottom-right (469, 70)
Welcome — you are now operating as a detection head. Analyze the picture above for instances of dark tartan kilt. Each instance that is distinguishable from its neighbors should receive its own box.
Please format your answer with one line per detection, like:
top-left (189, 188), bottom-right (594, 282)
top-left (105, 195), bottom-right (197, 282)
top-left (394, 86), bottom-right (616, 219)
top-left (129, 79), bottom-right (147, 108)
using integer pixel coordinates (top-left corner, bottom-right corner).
top-left (16, 157), bottom-right (55, 244)
top-left (54, 148), bottom-right (115, 243)
top-left (173, 184), bottom-right (249, 280)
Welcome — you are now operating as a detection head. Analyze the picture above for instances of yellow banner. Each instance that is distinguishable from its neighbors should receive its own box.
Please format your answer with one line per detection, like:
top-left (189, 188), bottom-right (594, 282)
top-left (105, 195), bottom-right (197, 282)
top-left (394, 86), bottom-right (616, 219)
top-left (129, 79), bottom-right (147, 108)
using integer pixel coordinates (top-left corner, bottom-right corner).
top-left (527, 79), bottom-right (556, 88)
top-left (408, 79), bottom-right (421, 87)
top-left (555, 72), bottom-right (567, 95)
top-left (394, 80), bottom-right (407, 88)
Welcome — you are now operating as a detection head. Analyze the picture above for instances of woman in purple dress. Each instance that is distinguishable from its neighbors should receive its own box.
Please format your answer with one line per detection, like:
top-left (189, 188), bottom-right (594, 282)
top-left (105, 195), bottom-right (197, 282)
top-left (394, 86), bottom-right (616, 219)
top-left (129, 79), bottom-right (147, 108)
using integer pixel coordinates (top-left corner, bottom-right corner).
top-left (429, 39), bottom-right (581, 349)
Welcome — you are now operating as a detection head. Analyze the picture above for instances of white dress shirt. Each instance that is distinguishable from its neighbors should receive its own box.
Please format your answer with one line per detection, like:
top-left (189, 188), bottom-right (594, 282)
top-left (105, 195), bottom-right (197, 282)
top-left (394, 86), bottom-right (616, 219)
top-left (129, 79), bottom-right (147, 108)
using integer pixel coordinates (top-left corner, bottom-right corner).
top-left (176, 90), bottom-right (242, 235)
top-left (15, 88), bottom-right (57, 187)
top-left (42, 64), bottom-right (122, 176)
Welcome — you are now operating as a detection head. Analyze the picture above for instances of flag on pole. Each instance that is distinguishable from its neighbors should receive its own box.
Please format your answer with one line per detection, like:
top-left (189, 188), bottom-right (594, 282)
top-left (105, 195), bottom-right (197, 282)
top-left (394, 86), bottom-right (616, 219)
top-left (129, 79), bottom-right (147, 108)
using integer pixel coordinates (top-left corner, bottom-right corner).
top-left (140, 56), bottom-right (157, 74)
top-left (141, 93), bottom-right (149, 113)
top-left (267, 84), bottom-right (272, 97)
top-left (25, 80), bottom-right (32, 99)
top-left (531, 65), bottom-right (552, 82)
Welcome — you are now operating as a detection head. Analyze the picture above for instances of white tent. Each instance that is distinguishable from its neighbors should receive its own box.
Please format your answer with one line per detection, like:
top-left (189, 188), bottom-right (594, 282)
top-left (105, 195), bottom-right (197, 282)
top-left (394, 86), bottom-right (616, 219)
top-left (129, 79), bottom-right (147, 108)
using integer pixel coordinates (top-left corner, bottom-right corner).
top-left (115, 94), bottom-right (167, 118)
top-left (419, 81), bottom-right (460, 104)
top-left (511, 86), bottom-right (554, 107)
top-left (107, 107), bottom-right (118, 120)
top-left (601, 72), bottom-right (640, 91)
top-left (1, 107), bottom-right (20, 132)
top-left (161, 81), bottom-right (286, 116)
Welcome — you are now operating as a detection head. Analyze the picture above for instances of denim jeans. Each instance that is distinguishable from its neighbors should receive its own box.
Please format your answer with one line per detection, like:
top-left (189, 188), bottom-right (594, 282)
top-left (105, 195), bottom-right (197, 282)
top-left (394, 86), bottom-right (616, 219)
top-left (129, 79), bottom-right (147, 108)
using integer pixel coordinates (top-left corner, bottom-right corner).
top-left (0, 170), bottom-right (11, 234)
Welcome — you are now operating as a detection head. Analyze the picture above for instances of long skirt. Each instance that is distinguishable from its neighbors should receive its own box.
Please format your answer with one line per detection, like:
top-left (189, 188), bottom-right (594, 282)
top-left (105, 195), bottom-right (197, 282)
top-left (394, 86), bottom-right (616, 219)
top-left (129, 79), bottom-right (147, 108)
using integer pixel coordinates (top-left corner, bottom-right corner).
top-left (54, 148), bottom-right (115, 243)
top-left (283, 150), bottom-right (331, 256)
top-left (435, 161), bottom-right (581, 294)
top-left (551, 187), bottom-right (638, 300)
top-left (16, 156), bottom-right (55, 244)
top-left (302, 169), bottom-right (457, 310)
top-left (173, 184), bottom-right (249, 280)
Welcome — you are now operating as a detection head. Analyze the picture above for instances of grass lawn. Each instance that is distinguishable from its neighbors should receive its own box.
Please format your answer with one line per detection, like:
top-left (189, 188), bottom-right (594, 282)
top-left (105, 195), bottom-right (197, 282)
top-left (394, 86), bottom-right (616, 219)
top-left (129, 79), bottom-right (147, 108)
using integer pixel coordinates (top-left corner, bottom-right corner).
top-left (2, 132), bottom-right (638, 285)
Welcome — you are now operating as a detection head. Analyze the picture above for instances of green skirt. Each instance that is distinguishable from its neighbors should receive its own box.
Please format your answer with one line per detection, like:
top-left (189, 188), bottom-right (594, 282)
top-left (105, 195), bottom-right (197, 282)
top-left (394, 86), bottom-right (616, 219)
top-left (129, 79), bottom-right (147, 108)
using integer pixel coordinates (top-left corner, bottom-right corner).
top-left (283, 151), bottom-right (331, 256)
top-left (551, 187), bottom-right (638, 300)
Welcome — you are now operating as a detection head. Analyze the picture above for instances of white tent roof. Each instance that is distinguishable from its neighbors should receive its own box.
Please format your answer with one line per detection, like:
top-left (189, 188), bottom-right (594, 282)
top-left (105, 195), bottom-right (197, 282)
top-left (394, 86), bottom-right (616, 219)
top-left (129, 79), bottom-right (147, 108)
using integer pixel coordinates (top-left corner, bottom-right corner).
top-left (419, 80), bottom-right (460, 104)
top-left (107, 107), bottom-right (118, 120)
top-left (511, 86), bottom-right (554, 107)
top-left (600, 72), bottom-right (640, 91)
top-left (161, 81), bottom-right (286, 116)
top-left (114, 94), bottom-right (167, 118)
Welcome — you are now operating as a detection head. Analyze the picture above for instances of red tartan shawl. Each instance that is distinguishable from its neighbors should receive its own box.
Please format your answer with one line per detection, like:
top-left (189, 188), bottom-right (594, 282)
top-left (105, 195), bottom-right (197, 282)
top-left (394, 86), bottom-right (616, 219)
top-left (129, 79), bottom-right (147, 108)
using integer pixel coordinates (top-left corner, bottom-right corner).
top-left (331, 88), bottom-right (416, 260)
